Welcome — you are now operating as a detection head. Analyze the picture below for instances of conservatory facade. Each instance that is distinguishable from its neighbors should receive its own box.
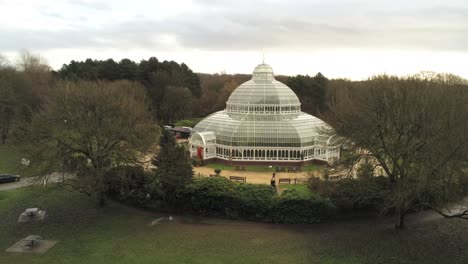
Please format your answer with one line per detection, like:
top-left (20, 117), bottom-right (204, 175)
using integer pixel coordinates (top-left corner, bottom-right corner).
top-left (189, 63), bottom-right (340, 165)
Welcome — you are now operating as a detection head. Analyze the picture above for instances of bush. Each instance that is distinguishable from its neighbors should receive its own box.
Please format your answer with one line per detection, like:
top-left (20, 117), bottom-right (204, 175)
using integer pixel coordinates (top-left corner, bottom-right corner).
top-left (308, 176), bottom-right (335, 196)
top-left (271, 189), bottom-right (336, 223)
top-left (179, 176), bottom-right (237, 215)
top-left (330, 176), bottom-right (390, 213)
top-left (232, 184), bottom-right (276, 220)
top-left (105, 168), bottom-right (340, 223)
top-left (106, 165), bottom-right (156, 206)
top-left (191, 157), bottom-right (201, 167)
top-left (178, 177), bottom-right (333, 223)
top-left (214, 168), bottom-right (221, 175)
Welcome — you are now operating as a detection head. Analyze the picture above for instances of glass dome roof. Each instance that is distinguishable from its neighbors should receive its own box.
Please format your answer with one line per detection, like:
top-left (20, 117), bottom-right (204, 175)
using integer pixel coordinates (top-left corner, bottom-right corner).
top-left (193, 110), bottom-right (328, 148)
top-left (193, 63), bottom-right (332, 148)
top-left (226, 63), bottom-right (301, 114)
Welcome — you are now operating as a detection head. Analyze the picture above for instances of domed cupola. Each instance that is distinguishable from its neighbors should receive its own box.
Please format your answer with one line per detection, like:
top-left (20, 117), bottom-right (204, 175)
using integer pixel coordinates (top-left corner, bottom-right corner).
top-left (226, 63), bottom-right (301, 115)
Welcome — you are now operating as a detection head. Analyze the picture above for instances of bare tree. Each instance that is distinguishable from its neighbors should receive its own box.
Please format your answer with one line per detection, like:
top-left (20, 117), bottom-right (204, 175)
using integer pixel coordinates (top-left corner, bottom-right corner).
top-left (0, 54), bottom-right (10, 69)
top-left (16, 80), bottom-right (160, 206)
top-left (326, 74), bottom-right (468, 228)
top-left (160, 86), bottom-right (193, 124)
top-left (16, 50), bottom-right (51, 73)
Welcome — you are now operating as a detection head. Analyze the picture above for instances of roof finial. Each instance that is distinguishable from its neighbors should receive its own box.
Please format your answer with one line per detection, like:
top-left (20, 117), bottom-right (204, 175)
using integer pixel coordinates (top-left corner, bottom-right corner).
top-left (262, 53), bottom-right (265, 64)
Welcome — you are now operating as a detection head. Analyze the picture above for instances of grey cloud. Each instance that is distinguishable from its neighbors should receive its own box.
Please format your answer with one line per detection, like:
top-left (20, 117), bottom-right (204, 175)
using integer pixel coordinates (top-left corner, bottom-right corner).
top-left (1, 1), bottom-right (468, 53)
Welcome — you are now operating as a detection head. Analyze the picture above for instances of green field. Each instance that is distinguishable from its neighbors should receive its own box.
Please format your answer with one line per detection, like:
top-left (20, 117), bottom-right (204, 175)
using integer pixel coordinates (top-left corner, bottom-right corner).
top-left (174, 118), bottom-right (204, 127)
top-left (206, 163), bottom-right (275, 172)
top-left (0, 186), bottom-right (467, 264)
top-left (280, 184), bottom-right (314, 197)
top-left (0, 144), bottom-right (38, 177)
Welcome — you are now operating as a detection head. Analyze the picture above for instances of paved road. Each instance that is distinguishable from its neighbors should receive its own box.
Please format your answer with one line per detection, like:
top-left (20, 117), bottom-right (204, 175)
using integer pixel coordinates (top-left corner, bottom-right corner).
top-left (0, 173), bottom-right (71, 192)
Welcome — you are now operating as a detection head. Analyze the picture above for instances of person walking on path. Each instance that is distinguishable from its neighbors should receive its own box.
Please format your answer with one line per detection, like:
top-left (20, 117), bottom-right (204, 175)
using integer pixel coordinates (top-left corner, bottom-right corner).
top-left (270, 173), bottom-right (276, 188)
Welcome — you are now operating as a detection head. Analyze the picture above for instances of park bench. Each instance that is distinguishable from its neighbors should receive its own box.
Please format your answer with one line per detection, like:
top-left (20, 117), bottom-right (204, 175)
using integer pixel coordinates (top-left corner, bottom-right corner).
top-left (229, 176), bottom-right (246, 183)
top-left (23, 235), bottom-right (43, 249)
top-left (25, 208), bottom-right (39, 218)
top-left (278, 178), bottom-right (291, 184)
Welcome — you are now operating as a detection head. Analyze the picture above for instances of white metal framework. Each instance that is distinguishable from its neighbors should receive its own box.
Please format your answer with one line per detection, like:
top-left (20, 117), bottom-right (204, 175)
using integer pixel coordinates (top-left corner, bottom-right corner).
top-left (189, 63), bottom-right (340, 163)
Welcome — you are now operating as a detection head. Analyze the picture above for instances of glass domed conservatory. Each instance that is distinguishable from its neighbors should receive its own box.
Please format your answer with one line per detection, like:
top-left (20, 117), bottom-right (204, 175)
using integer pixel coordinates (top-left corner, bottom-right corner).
top-left (189, 63), bottom-right (340, 165)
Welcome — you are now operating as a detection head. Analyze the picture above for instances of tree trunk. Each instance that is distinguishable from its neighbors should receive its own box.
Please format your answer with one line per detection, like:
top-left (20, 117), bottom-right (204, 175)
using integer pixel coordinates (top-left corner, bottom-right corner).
top-left (395, 208), bottom-right (407, 229)
top-left (1, 128), bottom-right (7, 144)
top-left (97, 192), bottom-right (106, 208)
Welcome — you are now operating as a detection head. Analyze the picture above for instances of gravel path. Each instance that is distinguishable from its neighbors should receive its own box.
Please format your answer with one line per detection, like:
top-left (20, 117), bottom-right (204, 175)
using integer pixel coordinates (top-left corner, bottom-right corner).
top-left (0, 173), bottom-right (71, 192)
top-left (193, 166), bottom-right (310, 184)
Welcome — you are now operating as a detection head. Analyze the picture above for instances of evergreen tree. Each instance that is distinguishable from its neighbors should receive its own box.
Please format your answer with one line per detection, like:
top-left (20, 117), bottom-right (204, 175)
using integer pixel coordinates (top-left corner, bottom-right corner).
top-left (154, 130), bottom-right (193, 201)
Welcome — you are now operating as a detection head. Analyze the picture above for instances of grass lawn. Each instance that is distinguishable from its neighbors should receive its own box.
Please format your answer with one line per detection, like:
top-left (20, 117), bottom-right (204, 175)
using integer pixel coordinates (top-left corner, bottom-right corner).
top-left (0, 144), bottom-right (38, 177)
top-left (280, 184), bottom-right (314, 197)
top-left (0, 186), bottom-right (467, 264)
top-left (206, 163), bottom-right (275, 172)
top-left (174, 118), bottom-right (204, 127)
top-left (205, 163), bottom-right (236, 171)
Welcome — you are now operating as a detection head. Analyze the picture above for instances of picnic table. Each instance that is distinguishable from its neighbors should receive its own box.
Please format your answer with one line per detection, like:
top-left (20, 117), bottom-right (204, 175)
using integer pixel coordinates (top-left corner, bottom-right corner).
top-left (25, 208), bottom-right (39, 217)
top-left (23, 235), bottom-right (43, 248)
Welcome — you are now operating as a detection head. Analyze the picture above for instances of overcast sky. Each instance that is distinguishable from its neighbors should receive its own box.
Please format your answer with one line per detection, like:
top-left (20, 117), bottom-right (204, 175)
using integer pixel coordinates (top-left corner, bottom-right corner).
top-left (1, 0), bottom-right (467, 79)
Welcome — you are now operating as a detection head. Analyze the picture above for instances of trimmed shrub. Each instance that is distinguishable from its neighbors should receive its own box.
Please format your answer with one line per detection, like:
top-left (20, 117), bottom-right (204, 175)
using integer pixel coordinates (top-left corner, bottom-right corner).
top-left (271, 189), bottom-right (336, 223)
top-left (179, 176), bottom-right (237, 215)
top-left (179, 177), bottom-right (333, 223)
top-left (233, 183), bottom-right (276, 220)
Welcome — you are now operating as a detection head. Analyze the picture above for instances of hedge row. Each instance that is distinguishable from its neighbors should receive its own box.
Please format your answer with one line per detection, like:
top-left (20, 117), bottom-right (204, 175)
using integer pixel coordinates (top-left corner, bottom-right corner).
top-left (105, 166), bottom-right (336, 224)
top-left (176, 176), bottom-right (336, 223)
